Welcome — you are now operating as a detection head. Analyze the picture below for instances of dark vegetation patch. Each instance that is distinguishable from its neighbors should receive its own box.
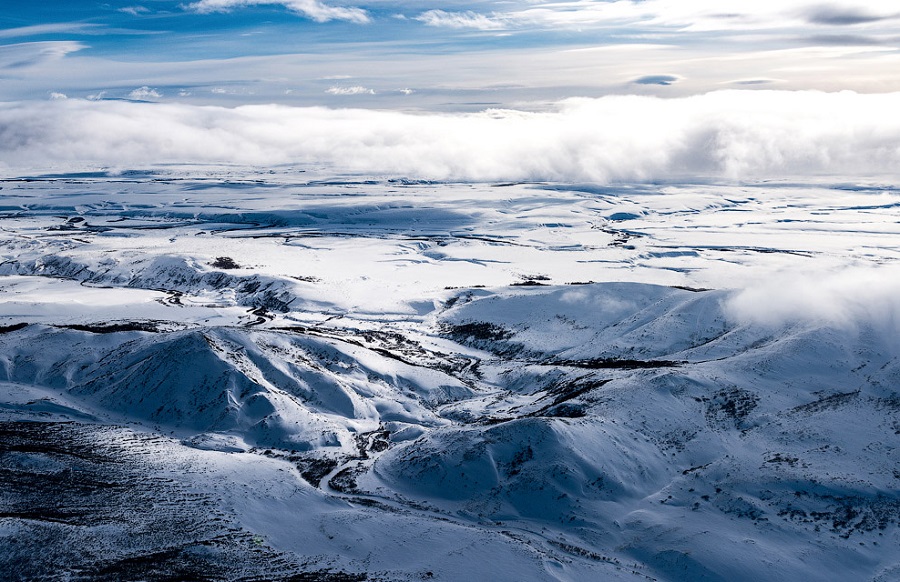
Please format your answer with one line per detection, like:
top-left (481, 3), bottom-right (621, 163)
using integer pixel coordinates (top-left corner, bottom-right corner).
top-left (547, 540), bottom-right (621, 565)
top-left (765, 453), bottom-right (801, 467)
top-left (249, 290), bottom-right (295, 313)
top-left (438, 320), bottom-right (527, 358)
top-left (56, 321), bottom-right (163, 334)
top-left (355, 429), bottom-right (391, 457)
top-left (681, 463), bottom-right (711, 475)
top-left (500, 445), bottom-right (534, 478)
top-left (0, 421), bottom-right (365, 581)
top-left (876, 394), bottom-right (900, 410)
top-left (703, 387), bottom-right (759, 430)
top-left (442, 322), bottom-right (514, 343)
top-left (329, 466), bottom-right (362, 493)
top-left (596, 225), bottom-right (641, 248)
top-left (511, 275), bottom-right (551, 287)
top-left (791, 390), bottom-right (859, 415)
top-left (290, 275), bottom-right (321, 283)
top-left (288, 455), bottom-right (340, 487)
top-left (542, 403), bottom-right (587, 418)
top-left (659, 428), bottom-right (699, 453)
top-left (211, 256), bottom-right (241, 270)
top-left (245, 306), bottom-right (275, 327)
top-left (713, 494), bottom-right (767, 522)
top-left (544, 377), bottom-right (610, 406)
top-left (529, 377), bottom-right (612, 418)
top-left (273, 325), bottom-right (475, 377)
top-left (550, 358), bottom-right (683, 370)
top-left (777, 491), bottom-right (900, 537)
top-left (257, 450), bottom-right (351, 489)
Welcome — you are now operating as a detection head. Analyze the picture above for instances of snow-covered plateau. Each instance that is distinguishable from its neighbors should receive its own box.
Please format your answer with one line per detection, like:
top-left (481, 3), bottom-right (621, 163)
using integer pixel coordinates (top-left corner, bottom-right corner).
top-left (1, 170), bottom-right (898, 581)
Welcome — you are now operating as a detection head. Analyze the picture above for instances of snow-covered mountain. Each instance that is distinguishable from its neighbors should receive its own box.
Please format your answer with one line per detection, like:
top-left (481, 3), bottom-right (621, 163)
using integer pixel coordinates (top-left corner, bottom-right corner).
top-left (1, 172), bottom-right (898, 581)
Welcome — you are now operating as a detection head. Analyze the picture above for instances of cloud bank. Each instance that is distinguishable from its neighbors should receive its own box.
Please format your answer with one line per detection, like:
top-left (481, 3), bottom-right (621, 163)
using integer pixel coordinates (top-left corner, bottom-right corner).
top-left (2, 90), bottom-right (900, 182)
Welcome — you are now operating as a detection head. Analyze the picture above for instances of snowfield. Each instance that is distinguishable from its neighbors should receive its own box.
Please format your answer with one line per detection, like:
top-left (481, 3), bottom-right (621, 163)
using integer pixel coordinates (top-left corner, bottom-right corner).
top-left (1, 170), bottom-right (898, 581)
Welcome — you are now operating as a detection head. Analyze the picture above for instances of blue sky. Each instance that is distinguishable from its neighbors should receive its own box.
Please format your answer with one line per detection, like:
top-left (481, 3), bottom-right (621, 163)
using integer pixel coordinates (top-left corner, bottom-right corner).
top-left (2, 1), bottom-right (900, 108)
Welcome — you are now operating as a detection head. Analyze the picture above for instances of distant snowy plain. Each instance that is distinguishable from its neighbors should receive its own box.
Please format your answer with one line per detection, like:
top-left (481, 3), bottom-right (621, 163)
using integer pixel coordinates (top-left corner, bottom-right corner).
top-left (1, 163), bottom-right (899, 580)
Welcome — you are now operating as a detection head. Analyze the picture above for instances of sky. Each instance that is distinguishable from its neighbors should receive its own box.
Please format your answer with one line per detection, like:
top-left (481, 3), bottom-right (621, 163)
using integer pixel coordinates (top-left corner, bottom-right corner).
top-left (3, 1), bottom-right (900, 108)
top-left (2, 1), bottom-right (900, 180)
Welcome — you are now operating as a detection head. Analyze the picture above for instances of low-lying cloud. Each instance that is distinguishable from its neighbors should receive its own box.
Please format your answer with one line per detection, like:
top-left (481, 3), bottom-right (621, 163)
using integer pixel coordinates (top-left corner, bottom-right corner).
top-left (2, 90), bottom-right (900, 182)
top-left (726, 265), bottom-right (900, 333)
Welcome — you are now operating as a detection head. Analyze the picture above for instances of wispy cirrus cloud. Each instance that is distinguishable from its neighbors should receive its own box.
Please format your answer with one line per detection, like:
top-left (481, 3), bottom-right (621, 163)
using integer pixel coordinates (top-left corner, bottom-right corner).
top-left (434, 0), bottom-right (900, 33)
top-left (118, 6), bottom-right (152, 17)
top-left (0, 21), bottom-right (164, 39)
top-left (0, 41), bottom-right (86, 70)
top-left (414, 10), bottom-right (506, 30)
top-left (0, 23), bottom-right (102, 39)
top-left (183, 0), bottom-right (370, 23)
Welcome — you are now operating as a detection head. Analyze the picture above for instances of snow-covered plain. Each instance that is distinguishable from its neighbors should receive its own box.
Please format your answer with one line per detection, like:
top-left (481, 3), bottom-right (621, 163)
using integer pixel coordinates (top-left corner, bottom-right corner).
top-left (1, 169), bottom-right (898, 581)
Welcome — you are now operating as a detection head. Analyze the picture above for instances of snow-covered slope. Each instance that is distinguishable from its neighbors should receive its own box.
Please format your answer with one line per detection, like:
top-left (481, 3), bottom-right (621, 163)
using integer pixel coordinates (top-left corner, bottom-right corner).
top-left (1, 172), bottom-right (897, 581)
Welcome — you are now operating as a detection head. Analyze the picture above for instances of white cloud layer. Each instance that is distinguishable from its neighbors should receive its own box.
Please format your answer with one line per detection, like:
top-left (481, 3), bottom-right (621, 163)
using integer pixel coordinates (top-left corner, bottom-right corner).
top-left (2, 90), bottom-right (900, 182)
top-left (184, 0), bottom-right (370, 23)
top-left (726, 265), bottom-right (900, 333)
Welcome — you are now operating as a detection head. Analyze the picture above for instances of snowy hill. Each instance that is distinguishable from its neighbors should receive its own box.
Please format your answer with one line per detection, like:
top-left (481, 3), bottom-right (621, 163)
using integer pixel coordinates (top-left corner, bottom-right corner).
top-left (1, 173), bottom-right (898, 581)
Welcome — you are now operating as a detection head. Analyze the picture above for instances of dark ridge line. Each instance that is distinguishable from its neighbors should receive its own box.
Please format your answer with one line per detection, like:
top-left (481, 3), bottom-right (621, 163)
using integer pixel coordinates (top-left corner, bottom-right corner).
top-left (55, 322), bottom-right (164, 334)
top-left (0, 322), bottom-right (29, 334)
top-left (549, 358), bottom-right (684, 370)
top-left (527, 378), bottom-right (614, 419)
